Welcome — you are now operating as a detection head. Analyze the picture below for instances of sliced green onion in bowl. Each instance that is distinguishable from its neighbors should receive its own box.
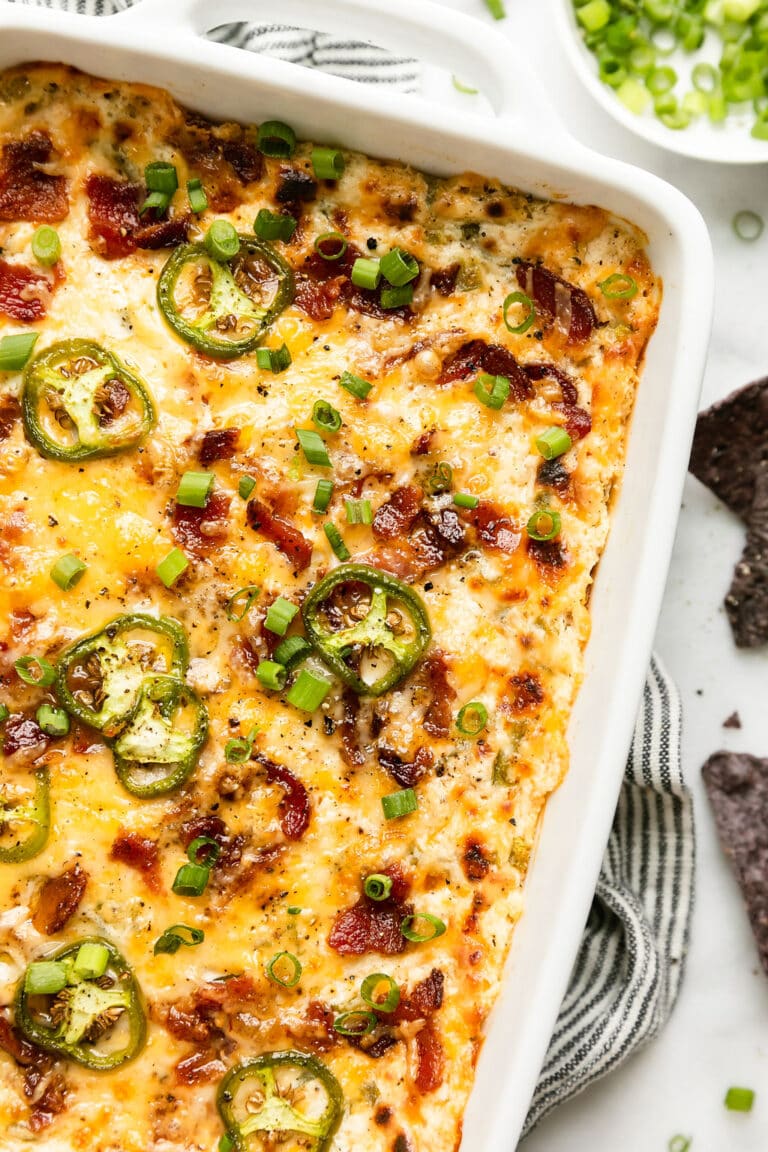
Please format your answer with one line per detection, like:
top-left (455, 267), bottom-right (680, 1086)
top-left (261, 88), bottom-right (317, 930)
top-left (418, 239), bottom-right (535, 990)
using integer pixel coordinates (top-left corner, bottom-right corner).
top-left (724, 1086), bottom-right (755, 1112)
top-left (667, 1137), bottom-right (691, 1152)
top-left (452, 75), bottom-right (479, 94)
top-left (733, 209), bottom-right (764, 241)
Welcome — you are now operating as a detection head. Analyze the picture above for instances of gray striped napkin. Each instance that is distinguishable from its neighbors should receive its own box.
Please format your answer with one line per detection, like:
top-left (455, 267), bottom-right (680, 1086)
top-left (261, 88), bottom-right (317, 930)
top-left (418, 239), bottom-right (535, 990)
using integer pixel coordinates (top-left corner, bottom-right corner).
top-left (9, 0), bottom-right (696, 1138)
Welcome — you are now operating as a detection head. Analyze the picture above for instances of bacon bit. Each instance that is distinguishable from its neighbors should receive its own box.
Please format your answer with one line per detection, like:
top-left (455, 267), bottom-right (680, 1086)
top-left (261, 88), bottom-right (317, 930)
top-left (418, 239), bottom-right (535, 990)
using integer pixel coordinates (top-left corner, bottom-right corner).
top-left (465, 499), bottom-right (520, 554)
top-left (95, 378), bottom-right (130, 427)
top-left (396, 969), bottom-right (445, 1022)
top-left (199, 427), bottom-right (240, 466)
top-left (276, 166), bottom-right (317, 204)
top-left (294, 273), bottom-right (349, 321)
top-left (411, 429), bottom-right (435, 456)
top-left (172, 117), bottom-right (263, 212)
top-left (527, 536), bottom-right (568, 574)
top-left (155, 999), bottom-right (225, 1046)
top-left (516, 261), bottom-right (597, 344)
top-left (382, 194), bottom-right (418, 222)
top-left (31, 863), bottom-right (88, 936)
top-left (180, 814), bottom-right (243, 872)
top-left (438, 339), bottom-right (532, 399)
top-left (0, 132), bottom-right (68, 222)
top-left (246, 497), bottom-right (312, 572)
top-left (372, 485), bottom-right (423, 541)
top-left (10, 609), bottom-right (35, 640)
top-left (0, 396), bottom-right (20, 440)
top-left (412, 1020), bottom-right (444, 1093)
top-left (349, 284), bottom-right (412, 323)
top-left (553, 401), bottom-right (592, 440)
top-left (221, 139), bottom-right (262, 184)
top-left (537, 456), bottom-right (571, 495)
top-left (431, 263), bottom-right (460, 297)
top-left (293, 243), bottom-right (412, 322)
top-left (340, 689), bottom-right (366, 768)
top-left (0, 259), bottom-right (52, 322)
top-left (462, 839), bottom-right (492, 882)
top-left (523, 362), bottom-right (592, 440)
top-left (377, 744), bottom-right (433, 788)
top-left (252, 753), bottom-right (311, 841)
top-left (175, 1051), bottom-right (226, 1085)
top-left (504, 672), bottom-right (544, 715)
top-left (173, 489), bottom-right (231, 557)
top-left (28, 1072), bottom-right (69, 1132)
top-left (374, 1106), bottom-right (393, 1126)
top-left (134, 214), bottom-right (191, 250)
top-left (0, 1012), bottom-right (51, 1073)
top-left (71, 721), bottom-right (105, 755)
top-left (420, 651), bottom-right (456, 740)
top-left (110, 830), bottom-right (161, 891)
top-left (85, 174), bottom-right (190, 260)
top-left (304, 1000), bottom-right (337, 1050)
top-left (329, 865), bottom-right (413, 956)
top-left (2, 713), bottom-right (48, 761)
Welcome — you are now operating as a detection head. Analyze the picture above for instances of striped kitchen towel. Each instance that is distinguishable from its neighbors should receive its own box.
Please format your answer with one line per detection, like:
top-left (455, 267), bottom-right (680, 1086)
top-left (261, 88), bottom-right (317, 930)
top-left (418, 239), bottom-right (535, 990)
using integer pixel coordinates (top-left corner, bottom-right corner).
top-left (10, 0), bottom-right (696, 1137)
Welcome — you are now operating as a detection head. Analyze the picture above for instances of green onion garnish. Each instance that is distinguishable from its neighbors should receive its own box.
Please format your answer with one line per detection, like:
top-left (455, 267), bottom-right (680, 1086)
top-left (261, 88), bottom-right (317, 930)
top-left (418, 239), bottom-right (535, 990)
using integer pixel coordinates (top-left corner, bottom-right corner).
top-left (176, 470), bottom-right (215, 509)
top-left (724, 1086), bottom-right (755, 1112)
top-left (50, 552), bottom-right (87, 591)
top-left (238, 475), bottom-right (257, 500)
top-left (339, 370), bottom-right (372, 400)
top-left (361, 973), bottom-right (400, 1013)
top-left (314, 231), bottom-right (348, 261)
top-left (225, 585), bottom-right (260, 622)
top-left (24, 960), bottom-right (68, 995)
top-left (257, 120), bottom-right (297, 159)
top-left (224, 724), bottom-right (259, 764)
top-left (381, 787), bottom-right (418, 820)
top-left (256, 343), bottom-right (292, 373)
top-left (0, 332), bottom-right (38, 371)
top-left (333, 1010), bottom-right (377, 1037)
top-left (363, 874), bottom-right (393, 901)
top-left (219, 1134), bottom-right (236, 1152)
top-left (668, 1138), bottom-right (691, 1152)
top-left (401, 912), bottom-right (447, 943)
top-left (296, 428), bottom-right (331, 468)
top-left (145, 160), bottom-right (178, 196)
top-left (14, 656), bottom-right (56, 687)
top-left (598, 273), bottom-right (638, 300)
top-left (536, 427), bottom-right (573, 460)
top-left (502, 290), bottom-right (536, 334)
top-left (380, 247), bottom-right (419, 287)
top-left (345, 498), bottom-right (373, 526)
top-left (453, 492), bottom-right (479, 509)
top-left (286, 669), bottom-right (331, 712)
top-left (141, 190), bottom-right (170, 216)
top-left (380, 283), bottom-right (414, 309)
top-left (456, 701), bottom-right (488, 737)
top-left (273, 635), bottom-right (311, 670)
top-left (254, 208), bottom-right (297, 242)
top-left (32, 225), bottom-right (61, 267)
top-left (733, 209), bottom-right (764, 242)
top-left (36, 704), bottom-right (70, 737)
top-left (171, 862), bottom-right (210, 897)
top-left (187, 836), bottom-right (221, 868)
top-left (485, 0), bottom-right (506, 18)
top-left (187, 178), bottom-right (208, 214)
top-left (452, 76), bottom-right (479, 94)
top-left (312, 400), bottom-right (342, 434)
top-left (311, 147), bottom-right (345, 180)
top-left (154, 925), bottom-right (205, 955)
top-left (527, 509), bottom-right (562, 541)
top-left (474, 372), bottom-right (510, 410)
top-left (425, 461), bottom-right (453, 494)
top-left (266, 951), bottom-right (302, 987)
top-left (324, 522), bottom-right (350, 561)
top-left (312, 478), bottom-right (334, 514)
top-left (156, 547), bottom-right (189, 588)
top-left (264, 596), bottom-right (299, 636)
top-left (257, 660), bottom-right (288, 692)
top-left (204, 219), bottom-right (240, 261)
top-left (0, 704), bottom-right (9, 724)
top-left (73, 941), bottom-right (110, 979)
top-left (351, 257), bottom-right (381, 289)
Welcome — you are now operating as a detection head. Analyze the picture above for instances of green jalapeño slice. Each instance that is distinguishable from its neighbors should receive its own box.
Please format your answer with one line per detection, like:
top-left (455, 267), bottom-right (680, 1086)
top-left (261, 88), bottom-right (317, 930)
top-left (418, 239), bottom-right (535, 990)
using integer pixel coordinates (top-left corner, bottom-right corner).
top-left (22, 339), bottom-right (156, 462)
top-left (302, 563), bottom-right (431, 697)
top-left (0, 767), bottom-right (50, 863)
top-left (111, 674), bottom-right (208, 798)
top-left (15, 937), bottom-right (146, 1071)
top-left (56, 614), bottom-right (188, 739)
top-left (157, 235), bottom-right (294, 359)
top-left (217, 1052), bottom-right (343, 1152)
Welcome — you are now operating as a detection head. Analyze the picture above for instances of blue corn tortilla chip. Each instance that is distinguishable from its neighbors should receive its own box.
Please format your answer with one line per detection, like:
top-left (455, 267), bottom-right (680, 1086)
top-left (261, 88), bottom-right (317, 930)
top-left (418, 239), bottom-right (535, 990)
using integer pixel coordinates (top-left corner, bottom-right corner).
top-left (689, 378), bottom-right (768, 522)
top-left (724, 468), bottom-right (768, 647)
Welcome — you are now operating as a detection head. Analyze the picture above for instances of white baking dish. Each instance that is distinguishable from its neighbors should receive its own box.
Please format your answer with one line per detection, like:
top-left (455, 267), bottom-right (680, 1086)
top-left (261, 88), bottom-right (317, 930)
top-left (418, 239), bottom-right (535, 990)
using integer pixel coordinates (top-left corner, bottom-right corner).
top-left (0, 0), bottom-right (713, 1146)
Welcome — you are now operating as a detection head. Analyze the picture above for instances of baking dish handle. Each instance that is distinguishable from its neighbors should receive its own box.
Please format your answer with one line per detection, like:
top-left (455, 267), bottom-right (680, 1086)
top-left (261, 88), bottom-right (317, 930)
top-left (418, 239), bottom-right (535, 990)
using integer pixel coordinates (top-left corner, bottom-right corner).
top-left (113, 0), bottom-right (555, 125)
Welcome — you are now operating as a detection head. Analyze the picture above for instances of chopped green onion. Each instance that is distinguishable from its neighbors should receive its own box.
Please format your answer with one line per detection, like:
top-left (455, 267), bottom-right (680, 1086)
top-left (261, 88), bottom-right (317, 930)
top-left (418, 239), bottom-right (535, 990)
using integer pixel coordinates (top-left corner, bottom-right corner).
top-left (176, 470), bottom-right (214, 508)
top-left (363, 874), bottom-right (393, 901)
top-left (296, 428), bottom-right (332, 468)
top-left (171, 862), bottom-right (210, 897)
top-left (257, 120), bottom-right (296, 158)
top-left (474, 372), bottom-right (510, 410)
top-left (311, 147), bottom-right (345, 180)
top-left (157, 547), bottom-right (189, 588)
top-left (14, 656), bottom-right (56, 687)
top-left (401, 912), bottom-right (447, 943)
top-left (724, 1086), bottom-right (755, 1112)
top-left (187, 836), bottom-right (221, 868)
top-left (73, 941), bottom-right (110, 979)
top-left (733, 209), bottom-right (764, 241)
top-left (312, 400), bottom-right (342, 434)
top-left (312, 478), bottom-right (334, 514)
top-left (50, 552), bottom-right (87, 591)
top-left (576, 0), bottom-right (611, 32)
top-left (380, 247), bottom-right (419, 287)
top-left (273, 635), bottom-right (312, 670)
top-left (599, 272), bottom-right (638, 300)
top-left (693, 62), bottom-right (719, 93)
top-left (226, 585), bottom-right (260, 623)
top-left (425, 462), bottom-right (453, 494)
top-left (314, 231), bottom-right (348, 261)
top-left (266, 951), bottom-right (302, 987)
top-left (617, 76), bottom-right (652, 114)
top-left (0, 704), bottom-right (9, 724)
top-left (453, 492), bottom-right (479, 509)
top-left (140, 190), bottom-right (170, 216)
top-left (256, 343), bottom-right (291, 373)
top-left (647, 66), bottom-right (677, 95)
top-left (668, 1138), bottom-right (691, 1152)
top-left (154, 925), bottom-right (205, 955)
top-left (287, 669), bottom-right (332, 712)
top-left (224, 724), bottom-right (259, 764)
top-left (324, 522), bottom-right (350, 560)
top-left (187, 178), bottom-right (208, 214)
top-left (287, 906), bottom-right (302, 916)
top-left (345, 498), bottom-right (373, 526)
top-left (485, 0), bottom-right (506, 17)
top-left (24, 960), bottom-right (67, 995)
top-left (381, 788), bottom-right (418, 820)
top-left (361, 973), bottom-right (400, 1013)
top-left (36, 704), bottom-right (70, 737)
top-left (527, 508), bottom-right (562, 541)
top-left (456, 701), bottom-right (488, 736)
top-left (0, 332), bottom-right (38, 371)
top-left (238, 475), bottom-right (257, 500)
top-left (32, 225), bottom-right (61, 267)
top-left (257, 660), bottom-right (288, 692)
top-left (265, 596), bottom-right (299, 636)
top-left (502, 290), bottom-right (536, 334)
top-left (339, 370), bottom-right (372, 400)
top-left (380, 283), bottom-right (414, 309)
top-left (452, 75), bottom-right (479, 94)
top-left (204, 219), bottom-right (240, 261)
top-left (536, 426), bottom-right (573, 459)
top-left (145, 161), bottom-right (178, 196)
top-left (333, 1010), bottom-right (377, 1037)
top-left (351, 257), bottom-right (381, 289)
top-left (254, 208), bottom-right (297, 242)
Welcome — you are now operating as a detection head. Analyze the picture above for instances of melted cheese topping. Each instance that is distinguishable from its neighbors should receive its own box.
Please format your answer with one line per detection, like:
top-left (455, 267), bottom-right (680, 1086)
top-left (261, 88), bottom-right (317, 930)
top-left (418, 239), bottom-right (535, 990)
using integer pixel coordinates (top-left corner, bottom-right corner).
top-left (0, 65), bottom-right (661, 1152)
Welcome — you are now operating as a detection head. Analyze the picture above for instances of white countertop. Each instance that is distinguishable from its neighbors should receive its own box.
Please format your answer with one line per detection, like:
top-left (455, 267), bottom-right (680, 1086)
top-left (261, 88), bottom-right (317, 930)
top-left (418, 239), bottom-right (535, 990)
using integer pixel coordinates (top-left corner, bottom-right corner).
top-left (427, 1), bottom-right (768, 1147)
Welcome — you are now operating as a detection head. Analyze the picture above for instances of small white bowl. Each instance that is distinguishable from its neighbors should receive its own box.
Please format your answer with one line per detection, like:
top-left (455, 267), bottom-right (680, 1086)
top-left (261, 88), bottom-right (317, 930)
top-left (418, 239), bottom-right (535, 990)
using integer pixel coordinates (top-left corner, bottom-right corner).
top-left (553, 0), bottom-right (768, 163)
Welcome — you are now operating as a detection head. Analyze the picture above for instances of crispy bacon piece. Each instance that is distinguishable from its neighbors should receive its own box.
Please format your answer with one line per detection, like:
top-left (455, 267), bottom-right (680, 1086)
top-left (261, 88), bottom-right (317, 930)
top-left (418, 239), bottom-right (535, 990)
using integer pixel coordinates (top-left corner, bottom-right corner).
top-left (293, 243), bottom-right (412, 323)
top-left (377, 744), bottom-right (433, 788)
top-left (419, 650), bottom-right (456, 740)
top-left (276, 166), bottom-right (317, 204)
top-left (505, 672), bottom-right (544, 714)
top-left (438, 339), bottom-right (532, 399)
top-left (95, 378), bottom-right (130, 426)
top-left (554, 402), bottom-right (592, 440)
top-left (329, 865), bottom-right (413, 956)
top-left (340, 689), bottom-right (366, 768)
top-left (110, 830), bottom-right (161, 891)
top-left (180, 815), bottom-right (242, 871)
top-left (537, 456), bottom-right (571, 495)
top-left (2, 713), bottom-right (48, 761)
top-left (294, 272), bottom-right (349, 321)
top-left (31, 863), bottom-right (88, 935)
top-left (411, 429), bottom-right (435, 456)
top-left (175, 1051), bottom-right (226, 1085)
top-left (0, 396), bottom-right (20, 440)
top-left (413, 1021), bottom-right (445, 1093)
top-left (462, 839), bottom-right (492, 882)
top-left (398, 968), bottom-right (444, 1021)
top-left (366, 504), bottom-right (466, 584)
top-left (0, 132), bottom-right (68, 222)
top-left (222, 139), bottom-right (262, 184)
top-left (372, 485), bottom-right (423, 541)
top-left (173, 489), bottom-right (230, 557)
top-left (465, 499), bottom-right (520, 554)
top-left (155, 998), bottom-right (225, 1046)
top-left (0, 260), bottom-right (52, 322)
top-left (85, 174), bottom-right (190, 260)
top-left (199, 427), bottom-right (240, 466)
top-left (28, 1072), bottom-right (68, 1132)
top-left (172, 116), bottom-right (263, 212)
top-left (523, 362), bottom-right (592, 440)
top-left (0, 1013), bottom-right (51, 1076)
top-left (246, 497), bottom-right (312, 572)
top-left (527, 536), bottom-right (568, 574)
top-left (253, 753), bottom-right (311, 841)
top-left (431, 263), bottom-right (460, 297)
top-left (516, 261), bottom-right (597, 344)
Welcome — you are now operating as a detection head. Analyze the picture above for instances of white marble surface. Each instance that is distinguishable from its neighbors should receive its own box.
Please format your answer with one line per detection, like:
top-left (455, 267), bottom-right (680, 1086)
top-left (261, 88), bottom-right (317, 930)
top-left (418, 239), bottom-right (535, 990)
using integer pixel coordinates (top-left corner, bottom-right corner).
top-left (424, 1), bottom-right (768, 1147)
